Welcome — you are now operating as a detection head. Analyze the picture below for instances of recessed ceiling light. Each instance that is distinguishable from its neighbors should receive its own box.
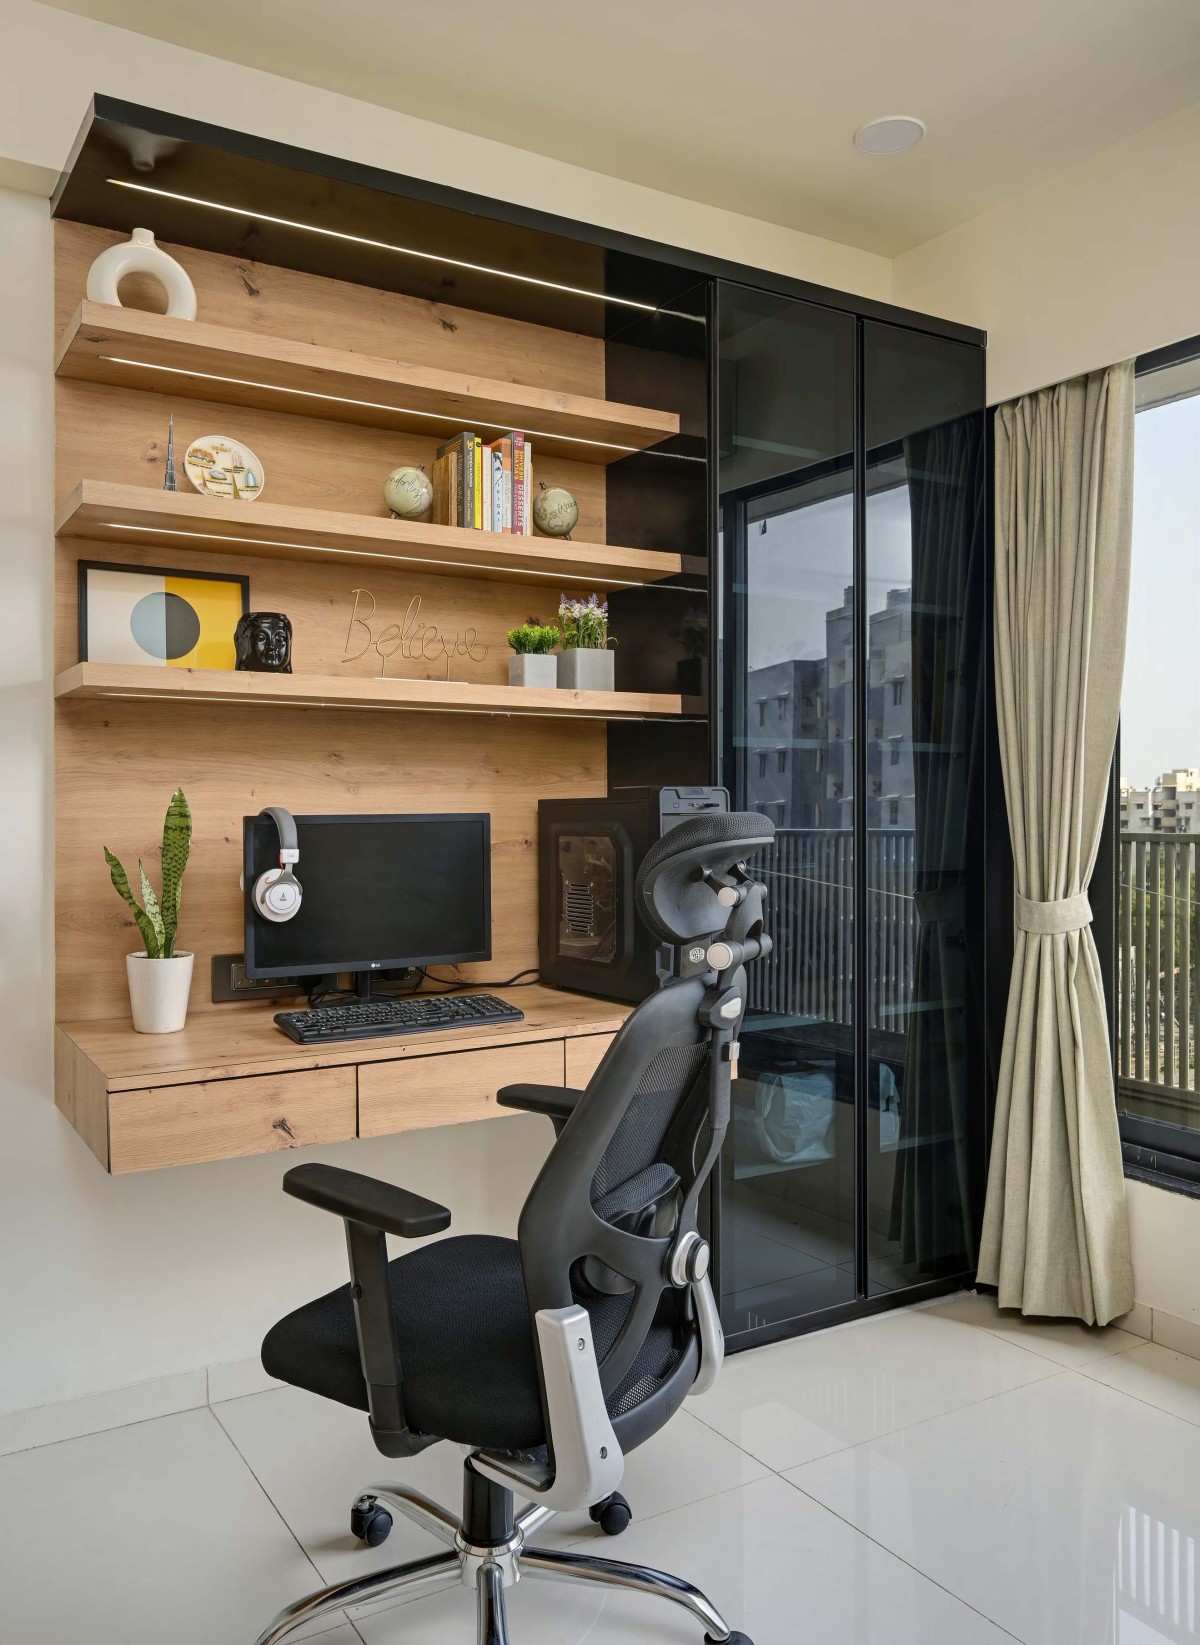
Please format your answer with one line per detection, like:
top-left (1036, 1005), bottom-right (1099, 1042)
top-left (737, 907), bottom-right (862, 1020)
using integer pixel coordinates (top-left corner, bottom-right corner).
top-left (854, 117), bottom-right (926, 156)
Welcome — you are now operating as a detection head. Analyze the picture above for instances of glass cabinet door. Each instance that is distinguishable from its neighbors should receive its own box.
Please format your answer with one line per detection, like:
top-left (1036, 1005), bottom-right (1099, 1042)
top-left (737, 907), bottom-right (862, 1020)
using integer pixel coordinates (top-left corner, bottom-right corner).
top-left (717, 283), bottom-right (858, 1335)
top-left (860, 320), bottom-right (986, 1296)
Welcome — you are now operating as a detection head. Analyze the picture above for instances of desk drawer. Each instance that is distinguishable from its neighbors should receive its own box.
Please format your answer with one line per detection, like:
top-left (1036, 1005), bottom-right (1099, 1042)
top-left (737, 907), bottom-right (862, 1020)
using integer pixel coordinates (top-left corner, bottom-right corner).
top-left (359, 1039), bottom-right (564, 1135)
top-left (565, 1032), bottom-right (617, 1089)
top-left (108, 1066), bottom-right (356, 1173)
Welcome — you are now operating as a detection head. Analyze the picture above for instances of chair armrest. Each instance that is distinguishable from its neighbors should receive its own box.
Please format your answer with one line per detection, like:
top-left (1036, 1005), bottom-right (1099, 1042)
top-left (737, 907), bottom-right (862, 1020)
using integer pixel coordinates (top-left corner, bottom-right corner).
top-left (496, 1083), bottom-right (584, 1122)
top-left (283, 1163), bottom-right (450, 1239)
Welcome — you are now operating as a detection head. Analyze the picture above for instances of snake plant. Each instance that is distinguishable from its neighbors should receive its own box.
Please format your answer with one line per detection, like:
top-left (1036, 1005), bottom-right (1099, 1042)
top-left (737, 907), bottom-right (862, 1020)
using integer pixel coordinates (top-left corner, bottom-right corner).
top-left (105, 788), bottom-right (192, 958)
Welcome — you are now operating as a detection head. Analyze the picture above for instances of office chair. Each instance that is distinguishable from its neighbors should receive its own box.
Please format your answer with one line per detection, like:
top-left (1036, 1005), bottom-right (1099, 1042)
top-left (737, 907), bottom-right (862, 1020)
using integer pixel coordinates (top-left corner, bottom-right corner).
top-left (253, 810), bottom-right (774, 1645)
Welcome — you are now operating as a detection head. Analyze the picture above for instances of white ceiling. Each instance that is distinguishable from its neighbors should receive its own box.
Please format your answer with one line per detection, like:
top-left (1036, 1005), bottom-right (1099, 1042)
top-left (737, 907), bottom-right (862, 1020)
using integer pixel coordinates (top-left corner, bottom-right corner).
top-left (44, 0), bottom-right (1200, 254)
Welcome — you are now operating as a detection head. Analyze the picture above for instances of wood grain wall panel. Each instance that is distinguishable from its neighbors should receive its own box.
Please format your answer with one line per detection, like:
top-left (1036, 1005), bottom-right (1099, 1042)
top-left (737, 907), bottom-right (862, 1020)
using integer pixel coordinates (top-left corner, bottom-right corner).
top-left (53, 219), bottom-right (613, 1027)
top-left (54, 222), bottom-right (606, 398)
top-left (54, 379), bottom-right (606, 537)
top-left (57, 533), bottom-right (594, 681)
top-left (56, 698), bottom-right (604, 1021)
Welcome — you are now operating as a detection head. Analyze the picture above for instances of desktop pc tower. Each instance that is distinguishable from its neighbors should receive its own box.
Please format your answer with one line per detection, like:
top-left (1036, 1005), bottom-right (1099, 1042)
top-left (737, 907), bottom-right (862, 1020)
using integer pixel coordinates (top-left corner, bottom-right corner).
top-left (537, 785), bottom-right (729, 1002)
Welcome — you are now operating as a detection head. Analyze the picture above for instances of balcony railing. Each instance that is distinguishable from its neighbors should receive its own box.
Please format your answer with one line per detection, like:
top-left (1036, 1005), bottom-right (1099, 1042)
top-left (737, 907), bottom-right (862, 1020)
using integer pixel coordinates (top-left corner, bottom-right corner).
top-left (749, 828), bottom-right (917, 1031)
top-left (1118, 832), bottom-right (1199, 1119)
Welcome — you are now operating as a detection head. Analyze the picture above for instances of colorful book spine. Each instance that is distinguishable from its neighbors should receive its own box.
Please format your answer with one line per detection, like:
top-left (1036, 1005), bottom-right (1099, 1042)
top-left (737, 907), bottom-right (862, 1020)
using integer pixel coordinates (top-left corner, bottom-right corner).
top-left (489, 445), bottom-right (504, 536)
top-left (436, 432), bottom-right (474, 526)
top-left (431, 451), bottom-right (450, 526)
top-left (511, 431), bottom-right (527, 536)
top-left (523, 440), bottom-right (533, 535)
top-left (472, 435), bottom-right (483, 529)
top-left (493, 436), bottom-right (513, 534)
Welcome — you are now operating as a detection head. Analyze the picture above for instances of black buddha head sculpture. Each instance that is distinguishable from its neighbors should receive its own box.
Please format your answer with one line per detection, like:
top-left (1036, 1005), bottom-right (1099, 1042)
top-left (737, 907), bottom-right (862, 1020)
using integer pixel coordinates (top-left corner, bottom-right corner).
top-left (235, 611), bottom-right (293, 673)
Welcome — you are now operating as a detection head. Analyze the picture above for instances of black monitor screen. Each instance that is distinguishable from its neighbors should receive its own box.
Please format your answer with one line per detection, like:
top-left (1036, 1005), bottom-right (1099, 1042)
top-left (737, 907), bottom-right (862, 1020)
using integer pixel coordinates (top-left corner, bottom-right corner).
top-left (243, 813), bottom-right (490, 978)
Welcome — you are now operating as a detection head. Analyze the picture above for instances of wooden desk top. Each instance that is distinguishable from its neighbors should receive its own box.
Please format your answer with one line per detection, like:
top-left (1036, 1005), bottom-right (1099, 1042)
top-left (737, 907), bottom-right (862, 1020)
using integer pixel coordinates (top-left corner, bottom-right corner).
top-left (58, 986), bottom-right (631, 1092)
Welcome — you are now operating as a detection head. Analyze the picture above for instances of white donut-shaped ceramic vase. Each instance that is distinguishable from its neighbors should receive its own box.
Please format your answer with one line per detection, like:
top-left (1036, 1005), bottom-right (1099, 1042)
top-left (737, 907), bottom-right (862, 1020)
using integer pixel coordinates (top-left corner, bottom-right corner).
top-left (86, 228), bottom-right (198, 321)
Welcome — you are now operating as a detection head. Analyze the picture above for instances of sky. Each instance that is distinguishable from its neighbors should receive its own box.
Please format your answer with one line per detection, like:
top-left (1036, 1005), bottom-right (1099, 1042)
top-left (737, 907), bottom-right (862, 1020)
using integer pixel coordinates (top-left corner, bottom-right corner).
top-left (744, 487), bottom-right (912, 670)
top-left (1123, 394), bottom-right (1200, 789)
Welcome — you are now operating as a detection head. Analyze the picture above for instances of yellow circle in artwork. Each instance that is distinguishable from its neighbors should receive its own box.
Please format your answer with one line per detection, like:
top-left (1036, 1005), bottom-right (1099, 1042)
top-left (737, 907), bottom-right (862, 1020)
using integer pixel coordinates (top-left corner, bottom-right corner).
top-left (184, 434), bottom-right (266, 502)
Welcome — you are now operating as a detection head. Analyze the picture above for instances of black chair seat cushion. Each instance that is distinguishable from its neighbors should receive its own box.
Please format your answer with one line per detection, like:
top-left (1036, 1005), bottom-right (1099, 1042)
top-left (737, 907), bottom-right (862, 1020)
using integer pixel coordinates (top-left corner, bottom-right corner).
top-left (261, 1234), bottom-right (681, 1451)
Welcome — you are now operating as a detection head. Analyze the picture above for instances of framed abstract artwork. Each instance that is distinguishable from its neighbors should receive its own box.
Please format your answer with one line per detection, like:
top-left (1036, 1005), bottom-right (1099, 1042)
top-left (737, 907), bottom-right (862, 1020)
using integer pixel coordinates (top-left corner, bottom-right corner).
top-left (77, 561), bottom-right (250, 670)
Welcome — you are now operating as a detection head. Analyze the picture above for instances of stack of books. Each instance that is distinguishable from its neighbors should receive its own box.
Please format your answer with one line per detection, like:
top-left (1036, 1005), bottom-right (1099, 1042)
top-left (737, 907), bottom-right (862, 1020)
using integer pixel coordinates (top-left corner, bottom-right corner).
top-left (431, 431), bottom-right (534, 533)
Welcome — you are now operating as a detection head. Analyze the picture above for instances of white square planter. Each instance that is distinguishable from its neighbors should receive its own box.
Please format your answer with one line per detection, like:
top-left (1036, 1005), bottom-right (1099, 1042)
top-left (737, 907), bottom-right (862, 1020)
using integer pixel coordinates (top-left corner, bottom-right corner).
top-left (508, 653), bottom-right (558, 688)
top-left (557, 648), bottom-right (615, 692)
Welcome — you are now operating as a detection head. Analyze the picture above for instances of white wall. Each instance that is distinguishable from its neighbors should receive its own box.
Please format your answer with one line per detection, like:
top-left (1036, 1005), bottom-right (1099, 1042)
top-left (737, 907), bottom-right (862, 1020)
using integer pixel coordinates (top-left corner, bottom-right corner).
top-left (1127, 1181), bottom-right (1200, 1328)
top-left (0, 0), bottom-right (891, 302)
top-left (893, 100), bottom-right (1200, 406)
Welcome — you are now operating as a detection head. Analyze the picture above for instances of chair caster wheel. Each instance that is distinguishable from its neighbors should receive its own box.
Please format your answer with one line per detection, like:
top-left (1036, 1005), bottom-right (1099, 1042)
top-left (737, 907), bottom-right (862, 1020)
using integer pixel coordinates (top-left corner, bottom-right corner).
top-left (350, 1494), bottom-right (393, 1547)
top-left (588, 1491), bottom-right (632, 1536)
top-left (706, 1635), bottom-right (752, 1644)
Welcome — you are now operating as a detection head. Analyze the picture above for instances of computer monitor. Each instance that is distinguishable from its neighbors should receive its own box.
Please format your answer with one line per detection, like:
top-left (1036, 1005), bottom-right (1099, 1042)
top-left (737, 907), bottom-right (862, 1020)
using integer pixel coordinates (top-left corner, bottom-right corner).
top-left (243, 812), bottom-right (491, 980)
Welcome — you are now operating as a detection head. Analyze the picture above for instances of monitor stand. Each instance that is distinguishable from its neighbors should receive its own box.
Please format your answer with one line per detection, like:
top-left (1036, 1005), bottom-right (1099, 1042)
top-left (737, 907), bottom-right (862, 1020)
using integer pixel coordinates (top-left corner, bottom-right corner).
top-left (304, 969), bottom-right (417, 1005)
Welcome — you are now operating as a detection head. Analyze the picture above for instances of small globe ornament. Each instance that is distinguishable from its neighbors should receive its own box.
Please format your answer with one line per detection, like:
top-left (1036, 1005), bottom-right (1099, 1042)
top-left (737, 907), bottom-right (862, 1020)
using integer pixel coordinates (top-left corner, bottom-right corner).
top-left (532, 482), bottom-right (579, 540)
top-left (383, 465), bottom-right (433, 520)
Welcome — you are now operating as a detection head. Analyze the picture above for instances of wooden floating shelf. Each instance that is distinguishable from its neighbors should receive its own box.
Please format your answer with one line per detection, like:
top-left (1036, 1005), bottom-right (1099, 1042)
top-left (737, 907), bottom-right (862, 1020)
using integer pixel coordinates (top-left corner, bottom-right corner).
top-left (55, 481), bottom-right (685, 589)
top-left (54, 662), bottom-right (683, 720)
top-left (55, 302), bottom-right (680, 463)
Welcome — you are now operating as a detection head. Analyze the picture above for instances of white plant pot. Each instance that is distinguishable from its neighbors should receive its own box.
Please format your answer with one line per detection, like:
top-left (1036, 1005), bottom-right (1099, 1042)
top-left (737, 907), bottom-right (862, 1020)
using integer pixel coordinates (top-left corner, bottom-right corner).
top-left (86, 228), bottom-right (198, 320)
top-left (126, 951), bottom-right (194, 1034)
top-left (508, 653), bottom-right (558, 688)
top-left (557, 648), bottom-right (615, 692)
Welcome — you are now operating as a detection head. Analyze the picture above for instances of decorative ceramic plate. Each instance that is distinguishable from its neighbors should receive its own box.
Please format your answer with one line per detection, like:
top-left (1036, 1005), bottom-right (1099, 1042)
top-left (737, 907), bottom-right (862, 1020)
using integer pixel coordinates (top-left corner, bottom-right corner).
top-left (184, 434), bottom-right (265, 502)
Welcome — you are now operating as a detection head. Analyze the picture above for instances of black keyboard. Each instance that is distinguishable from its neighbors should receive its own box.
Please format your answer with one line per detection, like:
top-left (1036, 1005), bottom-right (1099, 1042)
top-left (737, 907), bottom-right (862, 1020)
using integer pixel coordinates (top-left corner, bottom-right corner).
top-left (274, 992), bottom-right (525, 1044)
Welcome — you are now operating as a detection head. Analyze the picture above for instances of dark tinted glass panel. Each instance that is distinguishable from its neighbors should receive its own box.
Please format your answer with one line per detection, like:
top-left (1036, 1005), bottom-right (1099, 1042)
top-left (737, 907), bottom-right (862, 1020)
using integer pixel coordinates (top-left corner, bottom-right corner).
top-left (861, 321), bottom-right (986, 1295)
top-left (718, 284), bottom-right (858, 1333)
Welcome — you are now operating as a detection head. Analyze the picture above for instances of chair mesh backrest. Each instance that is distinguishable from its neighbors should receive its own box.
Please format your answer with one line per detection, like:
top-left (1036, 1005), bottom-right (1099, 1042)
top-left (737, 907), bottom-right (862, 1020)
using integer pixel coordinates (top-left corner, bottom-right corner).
top-left (590, 1040), bottom-right (708, 1201)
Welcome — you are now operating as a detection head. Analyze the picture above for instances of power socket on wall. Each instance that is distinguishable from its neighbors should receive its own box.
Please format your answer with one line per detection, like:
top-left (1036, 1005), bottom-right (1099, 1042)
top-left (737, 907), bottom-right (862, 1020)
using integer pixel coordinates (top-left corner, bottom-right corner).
top-left (210, 954), bottom-right (304, 1003)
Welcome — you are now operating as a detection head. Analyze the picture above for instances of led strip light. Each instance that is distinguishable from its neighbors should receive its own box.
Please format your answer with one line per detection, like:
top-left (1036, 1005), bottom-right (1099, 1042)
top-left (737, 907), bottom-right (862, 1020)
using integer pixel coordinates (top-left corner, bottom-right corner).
top-left (107, 178), bottom-right (660, 313)
top-left (94, 355), bottom-right (641, 454)
top-left (97, 521), bottom-right (653, 587)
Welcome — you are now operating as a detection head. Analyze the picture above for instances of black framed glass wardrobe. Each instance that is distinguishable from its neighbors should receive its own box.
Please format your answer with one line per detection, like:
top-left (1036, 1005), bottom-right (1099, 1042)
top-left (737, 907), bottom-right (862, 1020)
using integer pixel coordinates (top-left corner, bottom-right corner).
top-left (712, 281), bottom-right (990, 1348)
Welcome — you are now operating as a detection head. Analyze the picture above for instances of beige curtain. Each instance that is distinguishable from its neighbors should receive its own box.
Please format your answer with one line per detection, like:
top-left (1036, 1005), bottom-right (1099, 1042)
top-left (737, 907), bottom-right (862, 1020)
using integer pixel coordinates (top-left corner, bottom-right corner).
top-left (979, 360), bottom-right (1135, 1326)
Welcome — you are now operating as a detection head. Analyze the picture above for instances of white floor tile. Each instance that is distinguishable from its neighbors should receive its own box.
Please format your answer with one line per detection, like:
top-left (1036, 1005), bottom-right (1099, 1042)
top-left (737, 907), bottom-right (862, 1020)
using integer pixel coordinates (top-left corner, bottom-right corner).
top-left (1081, 1339), bottom-right (1200, 1426)
top-left (929, 1289), bottom-right (1142, 1367)
top-left (789, 1370), bottom-right (1200, 1645)
top-left (689, 1304), bottom-right (1057, 1469)
top-left (0, 1406), bottom-right (350, 1645)
top-left (356, 1474), bottom-right (1012, 1645)
top-left (214, 1383), bottom-right (769, 1583)
top-left (0, 1368), bottom-right (206, 1457)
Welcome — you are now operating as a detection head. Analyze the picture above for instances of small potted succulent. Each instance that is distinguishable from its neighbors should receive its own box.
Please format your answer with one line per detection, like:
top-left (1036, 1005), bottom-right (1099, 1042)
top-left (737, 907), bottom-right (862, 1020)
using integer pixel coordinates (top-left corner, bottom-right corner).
top-left (506, 620), bottom-right (559, 687)
top-left (105, 787), bottom-right (194, 1034)
top-left (556, 593), bottom-right (614, 692)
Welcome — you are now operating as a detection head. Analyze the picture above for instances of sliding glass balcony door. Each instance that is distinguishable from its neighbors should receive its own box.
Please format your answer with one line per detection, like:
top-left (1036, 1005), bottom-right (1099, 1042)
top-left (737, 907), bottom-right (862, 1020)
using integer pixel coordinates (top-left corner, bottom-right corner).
top-left (715, 283), bottom-right (987, 1345)
top-left (717, 285), bottom-right (859, 1332)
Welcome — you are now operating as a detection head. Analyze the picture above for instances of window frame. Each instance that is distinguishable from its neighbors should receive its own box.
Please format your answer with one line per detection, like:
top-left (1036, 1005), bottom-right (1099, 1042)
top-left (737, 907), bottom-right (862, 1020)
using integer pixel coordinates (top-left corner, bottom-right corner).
top-left (1099, 332), bottom-right (1200, 1193)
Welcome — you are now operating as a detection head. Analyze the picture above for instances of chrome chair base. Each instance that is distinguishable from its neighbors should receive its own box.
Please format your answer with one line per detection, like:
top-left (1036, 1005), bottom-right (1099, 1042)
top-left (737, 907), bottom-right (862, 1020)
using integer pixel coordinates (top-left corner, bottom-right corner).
top-left (253, 1482), bottom-right (738, 1645)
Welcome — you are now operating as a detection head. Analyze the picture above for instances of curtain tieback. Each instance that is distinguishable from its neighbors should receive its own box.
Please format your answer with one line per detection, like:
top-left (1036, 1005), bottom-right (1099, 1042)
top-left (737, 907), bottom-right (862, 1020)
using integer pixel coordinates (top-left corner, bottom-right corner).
top-left (1014, 891), bottom-right (1092, 935)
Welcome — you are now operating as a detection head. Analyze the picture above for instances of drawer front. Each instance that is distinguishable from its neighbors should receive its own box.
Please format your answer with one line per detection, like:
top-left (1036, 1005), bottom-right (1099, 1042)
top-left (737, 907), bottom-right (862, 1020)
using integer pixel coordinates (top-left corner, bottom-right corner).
top-left (109, 1066), bottom-right (356, 1173)
top-left (565, 1032), bottom-right (617, 1089)
top-left (359, 1039), bottom-right (564, 1136)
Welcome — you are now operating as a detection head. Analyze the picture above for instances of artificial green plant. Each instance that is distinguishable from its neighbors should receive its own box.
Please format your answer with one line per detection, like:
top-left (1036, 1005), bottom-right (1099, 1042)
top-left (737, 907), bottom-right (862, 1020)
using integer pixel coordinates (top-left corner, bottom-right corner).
top-left (506, 621), bottom-right (560, 655)
top-left (104, 787), bottom-right (192, 958)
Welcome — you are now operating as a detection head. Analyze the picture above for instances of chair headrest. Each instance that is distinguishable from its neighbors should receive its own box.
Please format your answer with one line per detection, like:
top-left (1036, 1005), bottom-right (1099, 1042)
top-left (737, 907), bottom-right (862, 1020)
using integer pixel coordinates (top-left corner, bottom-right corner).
top-left (634, 811), bottom-right (775, 944)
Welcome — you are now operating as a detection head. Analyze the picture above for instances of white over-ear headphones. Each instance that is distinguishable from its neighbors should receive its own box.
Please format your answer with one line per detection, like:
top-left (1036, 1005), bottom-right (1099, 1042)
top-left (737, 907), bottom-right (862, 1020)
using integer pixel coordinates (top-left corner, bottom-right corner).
top-left (253, 807), bottom-right (303, 923)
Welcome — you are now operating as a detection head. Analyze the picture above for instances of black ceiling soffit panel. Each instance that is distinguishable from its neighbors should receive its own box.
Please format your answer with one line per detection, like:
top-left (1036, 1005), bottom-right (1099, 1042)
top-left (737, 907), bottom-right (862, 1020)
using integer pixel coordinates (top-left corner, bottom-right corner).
top-left (52, 95), bottom-right (986, 349)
